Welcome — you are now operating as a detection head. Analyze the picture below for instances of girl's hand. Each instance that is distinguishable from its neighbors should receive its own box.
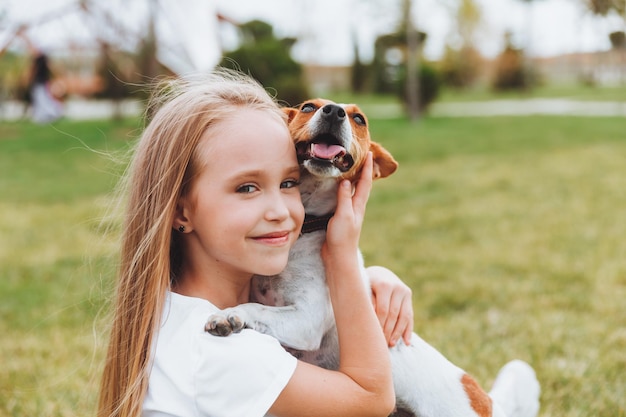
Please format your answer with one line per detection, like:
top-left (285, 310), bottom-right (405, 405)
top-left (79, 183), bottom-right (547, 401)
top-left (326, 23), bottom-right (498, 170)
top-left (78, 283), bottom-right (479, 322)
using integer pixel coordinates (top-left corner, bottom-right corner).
top-left (367, 266), bottom-right (414, 347)
top-left (285, 153), bottom-right (395, 417)
top-left (322, 152), bottom-right (373, 259)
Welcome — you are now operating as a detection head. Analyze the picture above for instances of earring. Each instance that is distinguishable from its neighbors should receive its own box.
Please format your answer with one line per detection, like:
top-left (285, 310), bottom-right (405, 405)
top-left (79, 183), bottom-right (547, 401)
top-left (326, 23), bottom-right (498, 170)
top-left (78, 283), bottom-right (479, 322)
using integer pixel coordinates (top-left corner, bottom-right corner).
top-left (178, 225), bottom-right (186, 233)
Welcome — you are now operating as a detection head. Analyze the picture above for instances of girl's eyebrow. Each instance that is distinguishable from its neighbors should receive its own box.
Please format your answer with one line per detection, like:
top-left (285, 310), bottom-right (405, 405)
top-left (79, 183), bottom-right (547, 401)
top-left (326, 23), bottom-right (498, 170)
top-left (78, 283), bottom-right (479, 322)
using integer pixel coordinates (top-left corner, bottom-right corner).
top-left (286, 164), bottom-right (301, 176)
top-left (227, 169), bottom-right (265, 182)
top-left (228, 164), bottom-right (300, 183)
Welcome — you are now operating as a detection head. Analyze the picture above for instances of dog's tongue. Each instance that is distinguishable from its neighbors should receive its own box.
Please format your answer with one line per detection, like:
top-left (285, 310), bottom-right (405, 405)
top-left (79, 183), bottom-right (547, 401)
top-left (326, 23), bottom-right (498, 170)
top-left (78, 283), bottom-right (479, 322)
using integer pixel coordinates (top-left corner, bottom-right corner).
top-left (311, 143), bottom-right (346, 160)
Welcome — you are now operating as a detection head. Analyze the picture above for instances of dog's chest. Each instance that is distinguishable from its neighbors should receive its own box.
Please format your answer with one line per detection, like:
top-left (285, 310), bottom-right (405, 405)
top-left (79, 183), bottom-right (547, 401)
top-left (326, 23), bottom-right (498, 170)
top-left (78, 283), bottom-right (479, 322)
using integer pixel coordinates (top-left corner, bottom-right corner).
top-left (299, 177), bottom-right (338, 217)
top-left (250, 232), bottom-right (327, 307)
top-left (249, 275), bottom-right (286, 306)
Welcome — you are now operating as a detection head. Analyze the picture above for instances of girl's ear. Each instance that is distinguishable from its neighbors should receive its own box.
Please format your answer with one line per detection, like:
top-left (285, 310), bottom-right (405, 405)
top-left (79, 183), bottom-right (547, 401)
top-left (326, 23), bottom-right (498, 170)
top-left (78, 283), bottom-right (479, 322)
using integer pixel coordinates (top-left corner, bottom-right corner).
top-left (172, 197), bottom-right (193, 233)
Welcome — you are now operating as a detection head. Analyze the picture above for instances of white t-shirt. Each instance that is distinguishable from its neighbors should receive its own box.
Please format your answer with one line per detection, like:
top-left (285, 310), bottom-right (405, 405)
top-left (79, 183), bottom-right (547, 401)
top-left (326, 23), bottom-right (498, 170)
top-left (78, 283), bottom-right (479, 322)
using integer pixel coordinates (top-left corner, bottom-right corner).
top-left (143, 291), bottom-right (297, 417)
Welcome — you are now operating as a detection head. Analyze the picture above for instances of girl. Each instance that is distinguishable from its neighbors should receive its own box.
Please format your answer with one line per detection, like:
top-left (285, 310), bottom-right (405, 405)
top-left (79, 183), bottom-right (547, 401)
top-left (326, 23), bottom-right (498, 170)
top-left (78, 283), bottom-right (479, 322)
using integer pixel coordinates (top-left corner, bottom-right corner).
top-left (98, 69), bottom-right (412, 417)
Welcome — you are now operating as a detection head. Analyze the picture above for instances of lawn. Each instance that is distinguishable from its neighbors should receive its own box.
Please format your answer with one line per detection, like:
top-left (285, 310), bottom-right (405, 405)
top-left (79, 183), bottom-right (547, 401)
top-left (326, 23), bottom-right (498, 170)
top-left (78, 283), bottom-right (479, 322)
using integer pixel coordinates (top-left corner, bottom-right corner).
top-left (0, 114), bottom-right (624, 416)
top-left (331, 84), bottom-right (626, 106)
top-left (437, 84), bottom-right (626, 103)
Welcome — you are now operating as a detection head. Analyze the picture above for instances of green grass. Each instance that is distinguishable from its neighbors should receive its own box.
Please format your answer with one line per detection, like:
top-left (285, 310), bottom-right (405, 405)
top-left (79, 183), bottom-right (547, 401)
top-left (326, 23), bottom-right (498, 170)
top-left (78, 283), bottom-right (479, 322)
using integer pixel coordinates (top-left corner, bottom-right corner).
top-left (1, 115), bottom-right (625, 416)
top-left (0, 119), bottom-right (139, 417)
top-left (330, 84), bottom-right (626, 108)
top-left (363, 116), bottom-right (626, 416)
top-left (437, 84), bottom-right (626, 103)
top-left (323, 85), bottom-right (626, 121)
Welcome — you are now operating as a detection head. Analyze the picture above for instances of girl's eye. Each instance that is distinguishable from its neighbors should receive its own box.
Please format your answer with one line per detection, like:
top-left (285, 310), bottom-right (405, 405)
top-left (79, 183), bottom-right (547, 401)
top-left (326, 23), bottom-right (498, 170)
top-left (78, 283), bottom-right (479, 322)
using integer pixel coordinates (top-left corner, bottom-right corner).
top-left (281, 179), bottom-right (301, 189)
top-left (236, 184), bottom-right (258, 194)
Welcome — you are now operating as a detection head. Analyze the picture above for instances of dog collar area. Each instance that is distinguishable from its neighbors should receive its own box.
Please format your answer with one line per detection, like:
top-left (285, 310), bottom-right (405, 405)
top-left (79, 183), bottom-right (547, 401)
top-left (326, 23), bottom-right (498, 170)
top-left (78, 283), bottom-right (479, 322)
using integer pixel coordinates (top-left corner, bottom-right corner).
top-left (300, 213), bottom-right (334, 235)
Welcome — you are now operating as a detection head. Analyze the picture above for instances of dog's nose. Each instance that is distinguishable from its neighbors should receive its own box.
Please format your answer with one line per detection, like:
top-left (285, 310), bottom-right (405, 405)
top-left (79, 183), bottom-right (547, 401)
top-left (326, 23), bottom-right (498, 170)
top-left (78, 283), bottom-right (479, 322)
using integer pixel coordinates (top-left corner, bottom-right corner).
top-left (321, 104), bottom-right (346, 122)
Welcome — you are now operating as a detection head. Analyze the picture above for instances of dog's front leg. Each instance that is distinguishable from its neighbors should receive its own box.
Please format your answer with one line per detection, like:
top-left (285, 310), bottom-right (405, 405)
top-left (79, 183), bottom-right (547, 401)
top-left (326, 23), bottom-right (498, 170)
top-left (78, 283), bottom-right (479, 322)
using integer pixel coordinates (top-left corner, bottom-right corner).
top-left (206, 266), bottom-right (333, 350)
top-left (205, 300), bottom-right (333, 351)
top-left (205, 303), bottom-right (293, 338)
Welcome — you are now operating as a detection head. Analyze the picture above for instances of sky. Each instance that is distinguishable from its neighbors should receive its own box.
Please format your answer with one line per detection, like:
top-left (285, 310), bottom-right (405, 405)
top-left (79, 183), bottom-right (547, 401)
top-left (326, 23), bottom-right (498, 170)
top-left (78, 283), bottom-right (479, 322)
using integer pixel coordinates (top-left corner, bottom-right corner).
top-left (215, 0), bottom-right (625, 64)
top-left (1, 0), bottom-right (624, 72)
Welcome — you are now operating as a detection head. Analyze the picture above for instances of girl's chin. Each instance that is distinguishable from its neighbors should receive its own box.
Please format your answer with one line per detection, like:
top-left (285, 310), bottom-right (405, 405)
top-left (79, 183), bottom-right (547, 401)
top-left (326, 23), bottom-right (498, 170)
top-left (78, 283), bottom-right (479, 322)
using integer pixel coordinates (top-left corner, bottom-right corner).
top-left (255, 261), bottom-right (289, 277)
top-left (247, 249), bottom-right (291, 276)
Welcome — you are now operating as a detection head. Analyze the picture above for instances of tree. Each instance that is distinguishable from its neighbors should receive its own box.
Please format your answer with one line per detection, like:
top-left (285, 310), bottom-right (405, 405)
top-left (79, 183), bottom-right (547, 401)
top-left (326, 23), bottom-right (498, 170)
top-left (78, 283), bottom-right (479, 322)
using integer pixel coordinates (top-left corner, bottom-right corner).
top-left (584, 0), bottom-right (625, 86)
top-left (350, 30), bottom-right (367, 93)
top-left (456, 0), bottom-right (482, 47)
top-left (492, 32), bottom-right (529, 91)
top-left (439, 0), bottom-right (484, 88)
top-left (609, 30), bottom-right (626, 48)
top-left (404, 0), bottom-right (420, 121)
top-left (586, 0), bottom-right (625, 15)
top-left (220, 20), bottom-right (309, 106)
top-left (508, 0), bottom-right (547, 90)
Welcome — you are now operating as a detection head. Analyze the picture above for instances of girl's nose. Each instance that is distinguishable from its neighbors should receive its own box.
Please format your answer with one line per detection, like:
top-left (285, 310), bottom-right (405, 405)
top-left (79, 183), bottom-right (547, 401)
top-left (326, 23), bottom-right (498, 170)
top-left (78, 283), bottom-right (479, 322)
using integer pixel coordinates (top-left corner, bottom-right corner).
top-left (265, 194), bottom-right (291, 222)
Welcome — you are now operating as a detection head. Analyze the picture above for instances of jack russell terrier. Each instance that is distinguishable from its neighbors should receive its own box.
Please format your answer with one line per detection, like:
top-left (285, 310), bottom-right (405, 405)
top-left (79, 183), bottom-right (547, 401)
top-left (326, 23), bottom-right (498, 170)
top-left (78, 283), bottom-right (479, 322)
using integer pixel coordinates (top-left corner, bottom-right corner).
top-left (205, 99), bottom-right (540, 417)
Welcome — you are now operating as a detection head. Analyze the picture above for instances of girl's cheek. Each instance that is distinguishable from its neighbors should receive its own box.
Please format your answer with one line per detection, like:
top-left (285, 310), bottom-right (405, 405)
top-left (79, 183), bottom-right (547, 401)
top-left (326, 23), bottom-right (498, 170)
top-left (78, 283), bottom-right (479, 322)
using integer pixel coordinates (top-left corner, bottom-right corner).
top-left (288, 194), bottom-right (305, 225)
top-left (295, 204), bottom-right (305, 228)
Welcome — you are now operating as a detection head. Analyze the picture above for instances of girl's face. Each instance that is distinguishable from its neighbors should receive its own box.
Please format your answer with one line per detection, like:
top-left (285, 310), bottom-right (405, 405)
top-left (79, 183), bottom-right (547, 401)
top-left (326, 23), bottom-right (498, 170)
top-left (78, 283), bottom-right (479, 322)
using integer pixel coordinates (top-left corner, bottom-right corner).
top-left (178, 108), bottom-right (304, 288)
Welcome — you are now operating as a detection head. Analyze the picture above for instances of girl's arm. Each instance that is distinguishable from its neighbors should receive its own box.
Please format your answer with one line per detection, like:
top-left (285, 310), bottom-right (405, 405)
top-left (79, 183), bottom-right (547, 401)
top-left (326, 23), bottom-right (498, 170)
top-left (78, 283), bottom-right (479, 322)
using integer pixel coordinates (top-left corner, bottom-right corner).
top-left (270, 153), bottom-right (395, 417)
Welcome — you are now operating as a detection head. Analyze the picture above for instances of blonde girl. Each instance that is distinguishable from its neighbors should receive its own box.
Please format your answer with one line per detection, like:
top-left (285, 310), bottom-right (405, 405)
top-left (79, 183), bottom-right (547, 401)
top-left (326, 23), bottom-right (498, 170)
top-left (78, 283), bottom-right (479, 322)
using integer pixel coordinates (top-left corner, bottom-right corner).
top-left (98, 69), bottom-right (412, 417)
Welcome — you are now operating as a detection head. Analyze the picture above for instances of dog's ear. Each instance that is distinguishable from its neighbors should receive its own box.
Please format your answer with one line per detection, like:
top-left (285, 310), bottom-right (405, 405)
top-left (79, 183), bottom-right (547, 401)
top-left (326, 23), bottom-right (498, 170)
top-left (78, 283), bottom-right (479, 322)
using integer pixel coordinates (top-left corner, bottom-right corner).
top-left (370, 141), bottom-right (398, 179)
top-left (283, 107), bottom-right (299, 124)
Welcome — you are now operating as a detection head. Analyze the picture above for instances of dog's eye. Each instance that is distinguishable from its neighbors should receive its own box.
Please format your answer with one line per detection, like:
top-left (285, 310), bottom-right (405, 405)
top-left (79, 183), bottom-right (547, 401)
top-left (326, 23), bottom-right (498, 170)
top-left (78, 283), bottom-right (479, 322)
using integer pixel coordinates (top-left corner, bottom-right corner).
top-left (301, 103), bottom-right (317, 113)
top-left (353, 114), bottom-right (366, 126)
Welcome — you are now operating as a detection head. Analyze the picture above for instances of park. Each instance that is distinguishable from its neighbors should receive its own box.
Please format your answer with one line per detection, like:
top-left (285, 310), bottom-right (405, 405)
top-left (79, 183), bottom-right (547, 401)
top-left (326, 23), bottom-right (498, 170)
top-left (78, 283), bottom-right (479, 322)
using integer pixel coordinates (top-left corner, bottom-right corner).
top-left (1, 0), bottom-right (625, 416)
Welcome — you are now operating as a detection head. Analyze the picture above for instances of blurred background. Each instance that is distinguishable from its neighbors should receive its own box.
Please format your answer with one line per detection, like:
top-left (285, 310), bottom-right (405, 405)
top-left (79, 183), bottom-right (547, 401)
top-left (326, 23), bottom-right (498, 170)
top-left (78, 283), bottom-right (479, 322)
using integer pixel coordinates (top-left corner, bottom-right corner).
top-left (0, 0), bottom-right (624, 119)
top-left (1, 1), bottom-right (625, 416)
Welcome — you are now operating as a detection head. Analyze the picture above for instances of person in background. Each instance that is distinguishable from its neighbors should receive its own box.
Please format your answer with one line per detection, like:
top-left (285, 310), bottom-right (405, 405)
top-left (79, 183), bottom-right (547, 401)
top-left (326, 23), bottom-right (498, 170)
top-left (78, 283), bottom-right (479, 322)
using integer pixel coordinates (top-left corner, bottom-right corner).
top-left (18, 29), bottom-right (64, 124)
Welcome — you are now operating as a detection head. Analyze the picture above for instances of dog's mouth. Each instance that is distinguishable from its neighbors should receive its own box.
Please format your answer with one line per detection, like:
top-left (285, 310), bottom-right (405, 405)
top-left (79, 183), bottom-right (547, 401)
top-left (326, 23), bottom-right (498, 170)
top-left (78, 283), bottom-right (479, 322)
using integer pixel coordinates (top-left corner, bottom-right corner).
top-left (295, 134), bottom-right (354, 173)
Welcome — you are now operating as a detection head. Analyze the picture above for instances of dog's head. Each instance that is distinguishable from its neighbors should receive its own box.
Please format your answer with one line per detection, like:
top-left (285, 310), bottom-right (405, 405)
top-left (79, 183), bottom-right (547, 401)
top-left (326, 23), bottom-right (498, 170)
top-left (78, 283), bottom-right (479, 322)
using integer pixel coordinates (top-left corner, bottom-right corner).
top-left (284, 98), bottom-right (398, 182)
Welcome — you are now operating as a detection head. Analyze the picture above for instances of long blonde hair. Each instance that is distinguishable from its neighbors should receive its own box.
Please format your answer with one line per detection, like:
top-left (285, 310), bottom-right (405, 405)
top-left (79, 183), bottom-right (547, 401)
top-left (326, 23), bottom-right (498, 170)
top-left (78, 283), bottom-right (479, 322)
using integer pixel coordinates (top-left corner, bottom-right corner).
top-left (98, 69), bottom-right (286, 417)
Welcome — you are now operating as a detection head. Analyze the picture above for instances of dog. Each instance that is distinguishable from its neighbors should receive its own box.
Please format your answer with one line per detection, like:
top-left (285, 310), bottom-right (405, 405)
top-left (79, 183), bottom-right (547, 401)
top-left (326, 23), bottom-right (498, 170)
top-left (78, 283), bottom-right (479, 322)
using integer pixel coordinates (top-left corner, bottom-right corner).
top-left (205, 99), bottom-right (540, 417)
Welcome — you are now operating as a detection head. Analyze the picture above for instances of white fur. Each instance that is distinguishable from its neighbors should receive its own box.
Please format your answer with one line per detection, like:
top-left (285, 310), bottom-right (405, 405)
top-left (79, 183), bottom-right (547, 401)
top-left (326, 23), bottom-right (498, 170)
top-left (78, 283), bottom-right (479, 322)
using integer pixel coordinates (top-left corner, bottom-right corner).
top-left (206, 102), bottom-right (540, 417)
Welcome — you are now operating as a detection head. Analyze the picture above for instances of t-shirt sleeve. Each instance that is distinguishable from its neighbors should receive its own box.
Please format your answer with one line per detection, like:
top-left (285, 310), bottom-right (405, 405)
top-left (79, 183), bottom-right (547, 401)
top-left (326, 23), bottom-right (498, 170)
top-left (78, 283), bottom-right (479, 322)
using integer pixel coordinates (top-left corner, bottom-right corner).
top-left (194, 328), bottom-right (297, 417)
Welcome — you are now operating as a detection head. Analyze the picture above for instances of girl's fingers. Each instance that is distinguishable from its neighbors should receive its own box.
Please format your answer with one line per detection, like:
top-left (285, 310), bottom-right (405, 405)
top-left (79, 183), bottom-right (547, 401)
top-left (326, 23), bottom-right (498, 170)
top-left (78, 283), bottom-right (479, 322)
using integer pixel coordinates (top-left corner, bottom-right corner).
top-left (351, 152), bottom-right (373, 216)
top-left (368, 266), bottom-right (415, 347)
top-left (380, 289), bottom-right (412, 347)
top-left (392, 297), bottom-right (414, 347)
top-left (334, 179), bottom-right (354, 218)
top-left (385, 293), bottom-right (404, 346)
top-left (402, 316), bottom-right (413, 346)
top-left (332, 152), bottom-right (373, 228)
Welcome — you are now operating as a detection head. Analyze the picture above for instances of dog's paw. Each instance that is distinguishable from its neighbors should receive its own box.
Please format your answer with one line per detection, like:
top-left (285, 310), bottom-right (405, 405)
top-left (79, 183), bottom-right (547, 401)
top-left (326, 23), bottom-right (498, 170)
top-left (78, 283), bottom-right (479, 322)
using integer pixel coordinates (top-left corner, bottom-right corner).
top-left (204, 312), bottom-right (245, 336)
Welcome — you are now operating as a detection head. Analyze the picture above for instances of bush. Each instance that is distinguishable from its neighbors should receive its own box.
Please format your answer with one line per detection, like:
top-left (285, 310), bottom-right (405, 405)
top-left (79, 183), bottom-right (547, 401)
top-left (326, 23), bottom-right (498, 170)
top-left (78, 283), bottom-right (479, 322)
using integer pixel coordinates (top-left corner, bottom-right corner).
top-left (492, 45), bottom-right (525, 90)
top-left (396, 63), bottom-right (441, 113)
top-left (609, 31), bottom-right (625, 49)
top-left (439, 46), bottom-right (483, 89)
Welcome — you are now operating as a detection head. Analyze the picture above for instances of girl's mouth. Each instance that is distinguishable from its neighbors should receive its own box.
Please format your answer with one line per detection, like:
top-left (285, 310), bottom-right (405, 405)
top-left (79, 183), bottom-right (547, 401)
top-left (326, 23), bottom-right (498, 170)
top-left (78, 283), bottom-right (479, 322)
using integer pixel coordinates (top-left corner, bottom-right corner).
top-left (252, 231), bottom-right (292, 246)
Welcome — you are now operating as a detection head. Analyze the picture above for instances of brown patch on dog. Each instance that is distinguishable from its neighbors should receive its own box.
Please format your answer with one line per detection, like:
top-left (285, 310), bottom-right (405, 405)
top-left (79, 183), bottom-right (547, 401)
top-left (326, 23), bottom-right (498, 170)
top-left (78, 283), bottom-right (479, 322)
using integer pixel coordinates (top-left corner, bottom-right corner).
top-left (283, 99), bottom-right (398, 183)
top-left (369, 141), bottom-right (397, 179)
top-left (461, 373), bottom-right (492, 417)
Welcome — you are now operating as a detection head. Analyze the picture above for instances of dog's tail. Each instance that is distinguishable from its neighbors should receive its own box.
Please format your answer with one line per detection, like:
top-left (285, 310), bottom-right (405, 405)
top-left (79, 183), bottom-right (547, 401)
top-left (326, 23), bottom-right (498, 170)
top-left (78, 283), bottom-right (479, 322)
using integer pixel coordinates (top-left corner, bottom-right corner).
top-left (489, 360), bottom-right (540, 417)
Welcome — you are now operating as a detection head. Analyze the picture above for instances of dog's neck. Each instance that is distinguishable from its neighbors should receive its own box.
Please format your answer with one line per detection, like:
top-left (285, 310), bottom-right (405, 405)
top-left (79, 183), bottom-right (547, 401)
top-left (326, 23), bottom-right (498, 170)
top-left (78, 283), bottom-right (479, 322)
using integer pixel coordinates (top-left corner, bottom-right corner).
top-left (299, 173), bottom-right (340, 218)
top-left (301, 212), bottom-right (334, 234)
